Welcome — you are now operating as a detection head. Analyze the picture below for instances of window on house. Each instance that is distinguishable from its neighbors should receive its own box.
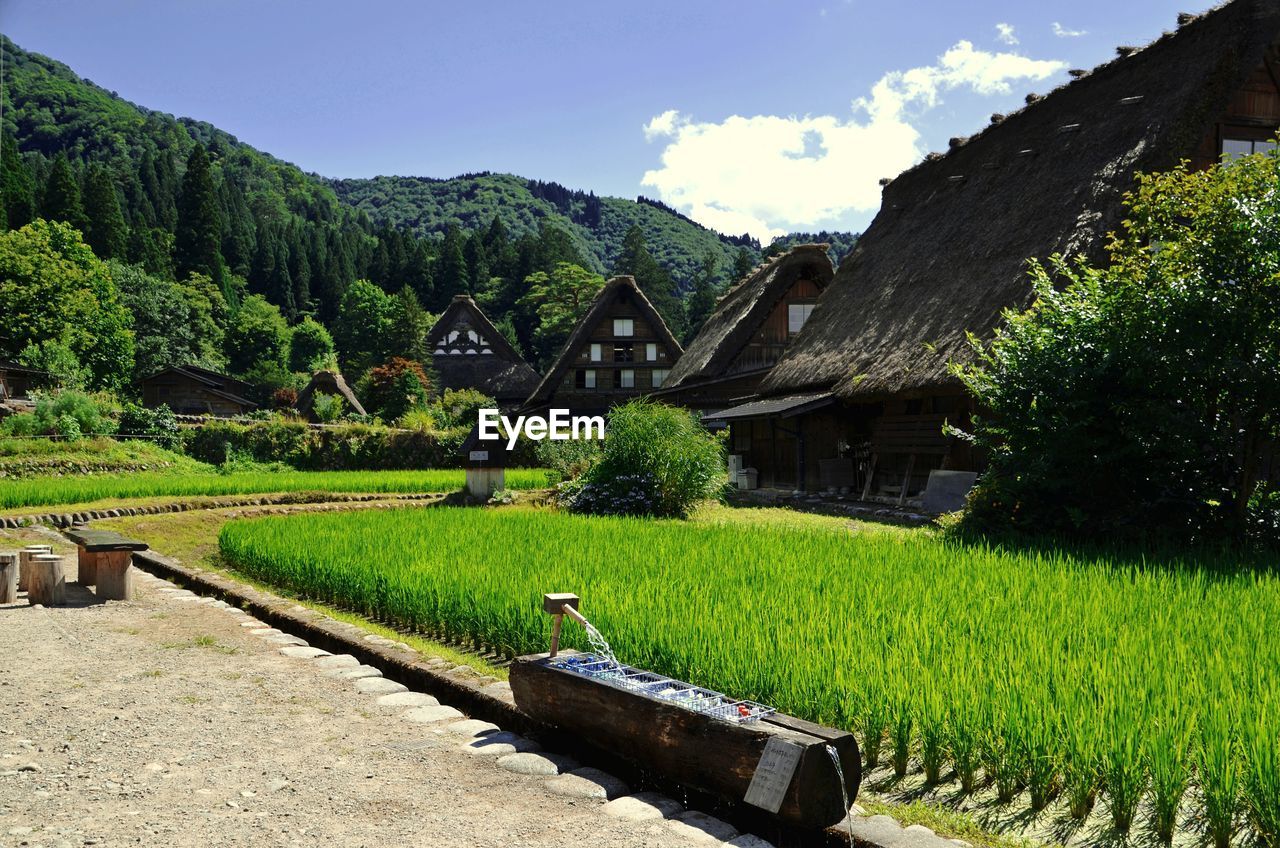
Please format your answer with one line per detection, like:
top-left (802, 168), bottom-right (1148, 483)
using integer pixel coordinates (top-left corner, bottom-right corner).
top-left (651, 368), bottom-right (670, 388)
top-left (613, 343), bottom-right (634, 362)
top-left (1223, 137), bottom-right (1278, 158)
top-left (619, 369), bottom-right (635, 389)
top-left (575, 369), bottom-right (597, 389)
top-left (788, 303), bottom-right (816, 335)
top-left (613, 318), bottom-right (634, 337)
top-left (589, 343), bottom-right (602, 362)
top-left (646, 343), bottom-right (658, 361)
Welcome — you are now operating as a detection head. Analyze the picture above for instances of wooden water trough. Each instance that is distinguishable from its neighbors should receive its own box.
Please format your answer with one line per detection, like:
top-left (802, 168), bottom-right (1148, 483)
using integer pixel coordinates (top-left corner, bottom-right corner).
top-left (510, 594), bottom-right (861, 831)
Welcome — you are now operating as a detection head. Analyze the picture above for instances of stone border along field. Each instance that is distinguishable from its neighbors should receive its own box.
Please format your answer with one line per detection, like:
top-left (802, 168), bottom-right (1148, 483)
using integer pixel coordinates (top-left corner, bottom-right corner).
top-left (0, 502), bottom-right (966, 848)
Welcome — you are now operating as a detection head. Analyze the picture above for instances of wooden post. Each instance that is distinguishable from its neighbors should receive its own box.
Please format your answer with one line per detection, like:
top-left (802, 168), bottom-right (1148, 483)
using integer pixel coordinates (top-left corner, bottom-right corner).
top-left (542, 593), bottom-right (581, 658)
top-left (27, 553), bottom-right (66, 606)
top-left (95, 551), bottom-right (134, 601)
top-left (18, 545), bottom-right (52, 593)
top-left (0, 552), bottom-right (18, 604)
top-left (78, 547), bottom-right (98, 586)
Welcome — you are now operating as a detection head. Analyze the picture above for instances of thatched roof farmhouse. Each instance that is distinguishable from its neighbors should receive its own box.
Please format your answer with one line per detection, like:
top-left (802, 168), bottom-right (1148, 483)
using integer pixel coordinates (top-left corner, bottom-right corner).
top-left (297, 370), bottom-right (367, 420)
top-left (523, 275), bottom-right (683, 415)
top-left (428, 295), bottom-right (541, 406)
top-left (716, 0), bottom-right (1280, 500)
top-left (650, 244), bottom-right (833, 413)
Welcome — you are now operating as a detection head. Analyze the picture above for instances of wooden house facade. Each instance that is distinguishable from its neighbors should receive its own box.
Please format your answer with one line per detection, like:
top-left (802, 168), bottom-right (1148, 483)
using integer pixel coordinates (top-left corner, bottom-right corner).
top-left (522, 276), bottom-right (683, 415)
top-left (713, 0), bottom-right (1280, 499)
top-left (427, 295), bottom-right (541, 407)
top-left (649, 244), bottom-right (833, 415)
top-left (139, 365), bottom-right (257, 417)
top-left (0, 360), bottom-right (50, 401)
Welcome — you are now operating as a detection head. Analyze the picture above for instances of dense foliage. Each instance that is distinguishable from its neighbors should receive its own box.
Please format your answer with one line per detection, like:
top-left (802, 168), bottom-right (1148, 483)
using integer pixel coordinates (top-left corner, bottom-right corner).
top-left (957, 149), bottom-right (1280, 545)
top-left (220, 508), bottom-right (1280, 846)
top-left (565, 400), bottom-right (725, 517)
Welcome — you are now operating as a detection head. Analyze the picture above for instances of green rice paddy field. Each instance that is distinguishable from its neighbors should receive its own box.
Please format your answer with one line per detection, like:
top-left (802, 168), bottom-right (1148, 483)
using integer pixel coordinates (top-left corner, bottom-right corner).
top-left (0, 468), bottom-right (550, 510)
top-left (218, 507), bottom-right (1280, 846)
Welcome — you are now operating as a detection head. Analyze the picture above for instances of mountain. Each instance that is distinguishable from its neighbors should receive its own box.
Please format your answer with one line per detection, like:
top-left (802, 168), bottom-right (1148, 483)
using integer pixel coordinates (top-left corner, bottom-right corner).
top-left (328, 173), bottom-right (764, 291)
top-left (0, 33), bottom-right (856, 345)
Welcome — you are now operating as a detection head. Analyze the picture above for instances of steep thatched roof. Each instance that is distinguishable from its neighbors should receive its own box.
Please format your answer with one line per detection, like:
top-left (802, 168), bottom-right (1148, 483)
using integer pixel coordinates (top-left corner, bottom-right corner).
top-left (297, 370), bottom-right (367, 418)
top-left (764, 0), bottom-right (1280, 401)
top-left (655, 244), bottom-right (834, 394)
top-left (427, 295), bottom-right (541, 402)
top-left (524, 275), bottom-right (684, 408)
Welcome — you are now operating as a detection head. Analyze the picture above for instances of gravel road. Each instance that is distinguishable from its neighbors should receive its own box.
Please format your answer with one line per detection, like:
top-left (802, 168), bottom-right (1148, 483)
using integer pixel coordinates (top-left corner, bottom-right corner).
top-left (0, 536), bottom-right (761, 848)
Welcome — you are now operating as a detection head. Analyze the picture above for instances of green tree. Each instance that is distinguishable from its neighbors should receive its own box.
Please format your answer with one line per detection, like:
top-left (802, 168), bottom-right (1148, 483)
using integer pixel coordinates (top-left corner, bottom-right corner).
top-left (958, 146), bottom-right (1280, 544)
top-left (41, 154), bottom-right (87, 232)
top-left (0, 219), bottom-right (134, 390)
top-left (733, 247), bottom-right (755, 281)
top-left (112, 261), bottom-right (225, 379)
top-left (174, 144), bottom-right (224, 293)
top-left (1, 133), bottom-right (36, 230)
top-left (685, 251), bottom-right (721, 341)
top-left (333, 279), bottom-right (394, 374)
top-left (434, 225), bottom-right (469, 308)
top-left (224, 294), bottom-right (289, 375)
top-left (387, 286), bottom-right (435, 363)
top-left (82, 165), bottom-right (129, 260)
top-left (288, 317), bottom-right (336, 373)
top-left (612, 225), bottom-right (687, 340)
top-left (519, 262), bottom-right (605, 366)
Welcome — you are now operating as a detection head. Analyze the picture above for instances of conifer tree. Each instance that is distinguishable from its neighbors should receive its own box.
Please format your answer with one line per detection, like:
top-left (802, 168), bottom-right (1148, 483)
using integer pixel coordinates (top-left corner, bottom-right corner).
top-left (41, 153), bottom-right (87, 232)
top-left (1, 134), bottom-right (36, 230)
top-left (174, 144), bottom-right (224, 291)
top-left (612, 225), bottom-right (687, 339)
top-left (81, 165), bottom-right (129, 259)
top-left (685, 251), bottom-right (721, 341)
top-left (434, 225), bottom-right (469, 309)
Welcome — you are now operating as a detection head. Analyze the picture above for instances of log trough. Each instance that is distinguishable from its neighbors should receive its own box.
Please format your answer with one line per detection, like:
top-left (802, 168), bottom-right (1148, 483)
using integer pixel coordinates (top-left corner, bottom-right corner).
top-left (510, 594), bottom-right (860, 831)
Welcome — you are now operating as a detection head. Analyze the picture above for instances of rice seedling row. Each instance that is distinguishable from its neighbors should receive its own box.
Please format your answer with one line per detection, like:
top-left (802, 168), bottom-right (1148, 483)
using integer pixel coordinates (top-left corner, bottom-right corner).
top-left (0, 468), bottom-right (550, 510)
top-left (218, 507), bottom-right (1280, 846)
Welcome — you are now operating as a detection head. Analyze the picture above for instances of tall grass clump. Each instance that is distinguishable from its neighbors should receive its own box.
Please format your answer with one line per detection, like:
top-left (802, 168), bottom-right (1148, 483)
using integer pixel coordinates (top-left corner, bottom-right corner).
top-left (218, 507), bottom-right (1280, 844)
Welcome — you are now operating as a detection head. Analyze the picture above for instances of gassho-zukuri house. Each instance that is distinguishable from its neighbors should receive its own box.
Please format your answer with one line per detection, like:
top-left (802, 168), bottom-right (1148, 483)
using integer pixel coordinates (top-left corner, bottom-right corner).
top-left (428, 295), bottom-right (541, 408)
top-left (523, 275), bottom-right (683, 416)
top-left (705, 0), bottom-right (1280, 500)
top-left (649, 244), bottom-right (833, 415)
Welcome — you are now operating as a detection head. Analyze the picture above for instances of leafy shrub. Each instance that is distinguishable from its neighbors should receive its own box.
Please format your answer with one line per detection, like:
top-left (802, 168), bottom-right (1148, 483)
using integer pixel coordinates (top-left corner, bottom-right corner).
top-left (0, 412), bottom-right (39, 437)
top-left (567, 400), bottom-right (724, 518)
top-left (117, 402), bottom-right (180, 451)
top-left (18, 338), bottom-right (89, 390)
top-left (361, 357), bottom-right (431, 421)
top-left (536, 435), bottom-right (602, 482)
top-left (434, 388), bottom-right (494, 431)
top-left (397, 407), bottom-right (437, 431)
top-left (33, 390), bottom-right (114, 438)
top-left (271, 387), bottom-right (298, 410)
top-left (957, 148), bottom-right (1280, 545)
top-left (310, 392), bottom-right (346, 424)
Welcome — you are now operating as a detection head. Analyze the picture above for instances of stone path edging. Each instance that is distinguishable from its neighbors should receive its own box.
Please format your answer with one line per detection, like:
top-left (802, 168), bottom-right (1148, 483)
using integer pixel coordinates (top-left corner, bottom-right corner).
top-left (1, 491), bottom-right (445, 529)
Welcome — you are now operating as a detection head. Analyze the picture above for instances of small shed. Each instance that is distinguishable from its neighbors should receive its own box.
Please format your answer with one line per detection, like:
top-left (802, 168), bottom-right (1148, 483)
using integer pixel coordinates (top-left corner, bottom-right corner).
top-left (458, 424), bottom-right (516, 499)
top-left (139, 365), bottom-right (257, 417)
top-left (296, 370), bottom-right (367, 421)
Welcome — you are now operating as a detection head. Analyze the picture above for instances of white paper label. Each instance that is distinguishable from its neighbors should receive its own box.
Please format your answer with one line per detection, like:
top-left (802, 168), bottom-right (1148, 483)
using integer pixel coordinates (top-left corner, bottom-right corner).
top-left (743, 737), bottom-right (803, 813)
top-left (469, 451), bottom-right (489, 461)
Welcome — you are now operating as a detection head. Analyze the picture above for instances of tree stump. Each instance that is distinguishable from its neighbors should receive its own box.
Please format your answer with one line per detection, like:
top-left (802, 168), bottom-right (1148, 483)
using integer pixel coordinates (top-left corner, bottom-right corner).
top-left (17, 545), bottom-right (52, 593)
top-left (27, 554), bottom-right (66, 606)
top-left (0, 552), bottom-right (18, 604)
top-left (96, 551), bottom-right (134, 601)
top-left (78, 547), bottom-right (98, 586)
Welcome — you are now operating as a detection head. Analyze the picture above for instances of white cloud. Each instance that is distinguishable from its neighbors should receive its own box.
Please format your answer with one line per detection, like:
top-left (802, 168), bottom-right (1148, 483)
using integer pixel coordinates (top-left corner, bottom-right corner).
top-left (1053, 22), bottom-right (1088, 38)
top-left (995, 23), bottom-right (1018, 46)
top-left (641, 41), bottom-right (1066, 241)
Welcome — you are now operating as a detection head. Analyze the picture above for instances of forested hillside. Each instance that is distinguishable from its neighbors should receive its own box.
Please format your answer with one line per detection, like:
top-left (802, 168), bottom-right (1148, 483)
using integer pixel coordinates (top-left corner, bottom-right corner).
top-left (328, 173), bottom-right (759, 290)
top-left (0, 33), bottom-right (855, 405)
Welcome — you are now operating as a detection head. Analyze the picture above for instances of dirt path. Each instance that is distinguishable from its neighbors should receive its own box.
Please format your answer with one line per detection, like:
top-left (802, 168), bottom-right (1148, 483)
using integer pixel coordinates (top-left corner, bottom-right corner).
top-left (0, 543), bottom-right (756, 848)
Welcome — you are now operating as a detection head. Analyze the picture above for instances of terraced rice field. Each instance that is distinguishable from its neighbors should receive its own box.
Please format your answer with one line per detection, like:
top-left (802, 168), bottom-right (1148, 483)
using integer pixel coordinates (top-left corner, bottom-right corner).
top-left (218, 507), bottom-right (1280, 847)
top-left (0, 468), bottom-right (550, 510)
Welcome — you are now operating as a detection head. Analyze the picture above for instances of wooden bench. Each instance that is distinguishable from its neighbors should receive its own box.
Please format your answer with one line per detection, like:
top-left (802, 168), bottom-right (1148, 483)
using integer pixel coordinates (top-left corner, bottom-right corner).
top-left (862, 414), bottom-right (953, 505)
top-left (64, 529), bottom-right (149, 601)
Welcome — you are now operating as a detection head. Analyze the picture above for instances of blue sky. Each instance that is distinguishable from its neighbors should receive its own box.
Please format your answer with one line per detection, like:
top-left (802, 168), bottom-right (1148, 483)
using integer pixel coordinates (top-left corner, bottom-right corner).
top-left (3, 1), bottom-right (1205, 239)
